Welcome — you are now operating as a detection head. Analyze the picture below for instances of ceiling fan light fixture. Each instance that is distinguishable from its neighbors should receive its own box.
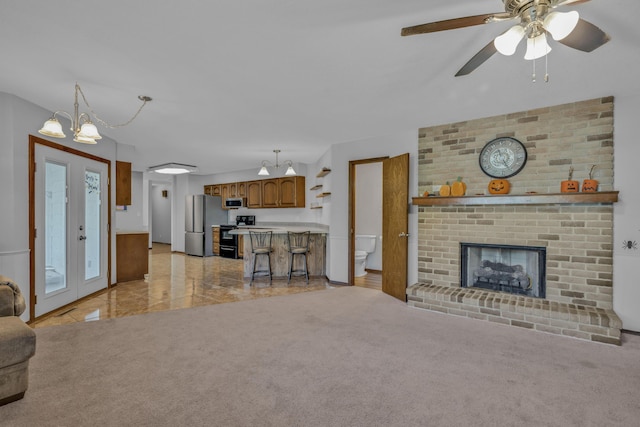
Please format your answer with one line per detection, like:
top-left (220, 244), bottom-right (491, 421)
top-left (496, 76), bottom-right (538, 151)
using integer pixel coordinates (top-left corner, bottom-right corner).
top-left (494, 25), bottom-right (525, 56)
top-left (543, 10), bottom-right (580, 41)
top-left (524, 33), bottom-right (552, 60)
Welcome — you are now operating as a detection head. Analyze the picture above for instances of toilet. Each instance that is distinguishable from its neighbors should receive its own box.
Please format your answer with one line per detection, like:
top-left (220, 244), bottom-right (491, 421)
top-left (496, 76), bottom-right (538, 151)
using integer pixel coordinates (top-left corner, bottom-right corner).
top-left (354, 234), bottom-right (377, 277)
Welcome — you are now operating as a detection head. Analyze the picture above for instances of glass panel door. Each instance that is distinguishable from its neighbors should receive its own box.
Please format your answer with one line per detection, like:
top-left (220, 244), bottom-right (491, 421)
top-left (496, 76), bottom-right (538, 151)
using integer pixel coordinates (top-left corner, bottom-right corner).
top-left (35, 144), bottom-right (109, 316)
top-left (44, 161), bottom-right (67, 295)
top-left (84, 170), bottom-right (101, 281)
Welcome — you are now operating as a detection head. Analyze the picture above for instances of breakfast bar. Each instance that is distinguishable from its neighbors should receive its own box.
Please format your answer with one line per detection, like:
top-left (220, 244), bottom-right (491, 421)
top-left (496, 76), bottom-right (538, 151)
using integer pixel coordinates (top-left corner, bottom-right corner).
top-left (230, 223), bottom-right (328, 279)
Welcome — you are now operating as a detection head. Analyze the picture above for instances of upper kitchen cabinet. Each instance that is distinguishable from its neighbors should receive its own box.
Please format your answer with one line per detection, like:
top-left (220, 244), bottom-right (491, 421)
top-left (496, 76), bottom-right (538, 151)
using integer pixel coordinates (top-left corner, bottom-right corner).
top-left (237, 182), bottom-right (247, 198)
top-left (115, 161), bottom-right (131, 206)
top-left (279, 176), bottom-right (305, 207)
top-left (262, 176), bottom-right (305, 208)
top-left (246, 180), bottom-right (262, 208)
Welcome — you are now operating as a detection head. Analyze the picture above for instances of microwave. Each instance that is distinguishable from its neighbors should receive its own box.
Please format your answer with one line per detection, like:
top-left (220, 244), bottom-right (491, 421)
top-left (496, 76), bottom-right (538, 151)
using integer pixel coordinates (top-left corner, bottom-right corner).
top-left (225, 198), bottom-right (245, 208)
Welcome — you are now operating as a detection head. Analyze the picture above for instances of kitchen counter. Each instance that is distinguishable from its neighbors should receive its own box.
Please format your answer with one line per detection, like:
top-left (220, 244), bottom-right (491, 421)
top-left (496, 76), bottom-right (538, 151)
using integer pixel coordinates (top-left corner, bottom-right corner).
top-left (229, 222), bottom-right (328, 235)
top-left (230, 223), bottom-right (328, 279)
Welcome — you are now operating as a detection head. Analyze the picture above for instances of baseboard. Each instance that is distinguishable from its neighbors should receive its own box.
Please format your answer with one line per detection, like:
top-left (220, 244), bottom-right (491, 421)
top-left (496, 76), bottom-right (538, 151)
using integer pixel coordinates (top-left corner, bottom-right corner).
top-left (365, 269), bottom-right (382, 274)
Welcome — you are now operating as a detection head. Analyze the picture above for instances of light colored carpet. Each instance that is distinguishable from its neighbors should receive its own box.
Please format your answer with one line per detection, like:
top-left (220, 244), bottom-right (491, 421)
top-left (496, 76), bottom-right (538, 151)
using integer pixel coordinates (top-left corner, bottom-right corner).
top-left (2, 286), bottom-right (640, 426)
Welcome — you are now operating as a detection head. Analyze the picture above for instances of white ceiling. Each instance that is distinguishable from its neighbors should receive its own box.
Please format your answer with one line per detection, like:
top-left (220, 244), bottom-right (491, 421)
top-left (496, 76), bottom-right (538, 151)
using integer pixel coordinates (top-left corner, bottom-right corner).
top-left (1, 0), bottom-right (638, 175)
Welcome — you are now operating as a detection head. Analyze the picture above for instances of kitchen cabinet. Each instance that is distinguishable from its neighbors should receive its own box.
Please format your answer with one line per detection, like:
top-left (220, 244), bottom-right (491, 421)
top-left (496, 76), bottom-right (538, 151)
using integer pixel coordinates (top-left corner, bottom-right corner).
top-left (261, 179), bottom-right (279, 207)
top-left (205, 176), bottom-right (304, 209)
top-left (261, 176), bottom-right (305, 208)
top-left (116, 232), bottom-right (149, 282)
top-left (278, 176), bottom-right (305, 207)
top-left (115, 161), bottom-right (132, 206)
top-left (221, 184), bottom-right (230, 210)
top-left (247, 180), bottom-right (262, 208)
top-left (237, 182), bottom-right (246, 198)
top-left (237, 234), bottom-right (244, 258)
top-left (212, 226), bottom-right (220, 255)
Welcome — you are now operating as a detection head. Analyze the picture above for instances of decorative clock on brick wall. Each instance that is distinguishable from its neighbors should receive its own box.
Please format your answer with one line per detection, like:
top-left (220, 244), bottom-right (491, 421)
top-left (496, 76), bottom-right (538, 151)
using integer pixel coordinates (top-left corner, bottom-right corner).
top-left (479, 137), bottom-right (527, 178)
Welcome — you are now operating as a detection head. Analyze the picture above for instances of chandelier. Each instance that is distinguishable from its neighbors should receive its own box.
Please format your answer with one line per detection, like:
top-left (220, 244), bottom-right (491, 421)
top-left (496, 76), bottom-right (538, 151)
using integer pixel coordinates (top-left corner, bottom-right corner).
top-left (258, 149), bottom-right (296, 176)
top-left (38, 83), bottom-right (151, 144)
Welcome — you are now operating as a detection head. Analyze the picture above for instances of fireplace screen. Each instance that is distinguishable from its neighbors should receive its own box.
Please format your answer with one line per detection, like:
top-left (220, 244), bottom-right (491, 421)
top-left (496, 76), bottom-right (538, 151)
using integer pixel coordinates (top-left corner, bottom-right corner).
top-left (460, 243), bottom-right (546, 298)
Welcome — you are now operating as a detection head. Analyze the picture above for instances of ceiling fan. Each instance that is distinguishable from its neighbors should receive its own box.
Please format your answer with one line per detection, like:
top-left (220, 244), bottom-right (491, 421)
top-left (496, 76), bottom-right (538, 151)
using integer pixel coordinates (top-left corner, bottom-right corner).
top-left (401, 0), bottom-right (610, 77)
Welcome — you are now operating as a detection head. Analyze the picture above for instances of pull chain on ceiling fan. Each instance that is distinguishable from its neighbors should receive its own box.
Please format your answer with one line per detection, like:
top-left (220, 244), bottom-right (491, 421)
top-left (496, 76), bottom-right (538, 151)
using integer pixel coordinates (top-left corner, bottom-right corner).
top-left (401, 0), bottom-right (610, 79)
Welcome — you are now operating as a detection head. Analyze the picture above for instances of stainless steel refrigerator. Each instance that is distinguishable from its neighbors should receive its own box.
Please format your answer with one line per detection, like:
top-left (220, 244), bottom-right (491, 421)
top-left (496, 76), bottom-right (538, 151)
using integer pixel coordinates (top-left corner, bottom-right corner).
top-left (185, 194), bottom-right (228, 256)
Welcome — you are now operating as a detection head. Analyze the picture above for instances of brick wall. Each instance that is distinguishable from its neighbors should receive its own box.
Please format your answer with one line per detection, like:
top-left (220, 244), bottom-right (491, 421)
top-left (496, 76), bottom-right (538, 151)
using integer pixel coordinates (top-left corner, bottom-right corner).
top-left (417, 97), bottom-right (615, 310)
top-left (418, 97), bottom-right (614, 195)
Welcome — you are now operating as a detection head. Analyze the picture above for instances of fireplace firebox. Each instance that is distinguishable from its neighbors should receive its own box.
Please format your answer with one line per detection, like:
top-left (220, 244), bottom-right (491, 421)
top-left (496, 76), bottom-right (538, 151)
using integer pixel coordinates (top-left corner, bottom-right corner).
top-left (460, 243), bottom-right (546, 298)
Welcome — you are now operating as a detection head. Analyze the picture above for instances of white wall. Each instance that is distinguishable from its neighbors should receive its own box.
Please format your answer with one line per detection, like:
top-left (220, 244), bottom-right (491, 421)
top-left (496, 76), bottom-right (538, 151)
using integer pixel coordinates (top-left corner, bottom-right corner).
top-left (355, 162), bottom-right (382, 271)
top-left (0, 92), bottom-right (121, 320)
top-left (114, 171), bottom-right (145, 232)
top-left (613, 93), bottom-right (640, 331)
top-left (327, 130), bottom-right (419, 285)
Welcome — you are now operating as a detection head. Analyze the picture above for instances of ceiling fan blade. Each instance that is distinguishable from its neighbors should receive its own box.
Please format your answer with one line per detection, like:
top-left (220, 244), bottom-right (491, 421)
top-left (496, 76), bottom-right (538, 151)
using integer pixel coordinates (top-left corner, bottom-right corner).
top-left (557, 18), bottom-right (610, 52)
top-left (455, 40), bottom-right (498, 77)
top-left (401, 13), bottom-right (508, 36)
top-left (552, 0), bottom-right (591, 7)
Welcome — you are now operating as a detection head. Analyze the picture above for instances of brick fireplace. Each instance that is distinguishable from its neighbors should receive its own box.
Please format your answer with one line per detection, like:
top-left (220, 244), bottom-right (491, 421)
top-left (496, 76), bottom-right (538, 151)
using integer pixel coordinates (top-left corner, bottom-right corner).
top-left (407, 97), bottom-right (622, 345)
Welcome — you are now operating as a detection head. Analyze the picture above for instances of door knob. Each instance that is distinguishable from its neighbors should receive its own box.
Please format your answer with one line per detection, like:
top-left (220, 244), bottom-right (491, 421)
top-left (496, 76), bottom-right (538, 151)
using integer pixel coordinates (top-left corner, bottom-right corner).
top-left (398, 232), bottom-right (410, 238)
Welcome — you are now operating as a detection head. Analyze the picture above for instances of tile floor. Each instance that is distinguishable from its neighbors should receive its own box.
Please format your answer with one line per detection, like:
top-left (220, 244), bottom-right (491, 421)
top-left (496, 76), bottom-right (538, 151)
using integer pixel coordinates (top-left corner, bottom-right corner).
top-left (32, 243), bottom-right (381, 328)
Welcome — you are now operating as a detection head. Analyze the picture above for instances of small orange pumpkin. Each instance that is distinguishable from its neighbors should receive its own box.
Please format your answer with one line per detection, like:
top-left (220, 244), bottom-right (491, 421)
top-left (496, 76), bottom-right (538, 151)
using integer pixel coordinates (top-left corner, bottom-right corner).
top-left (561, 166), bottom-right (579, 193)
top-left (439, 182), bottom-right (451, 197)
top-left (582, 179), bottom-right (598, 193)
top-left (561, 180), bottom-right (579, 192)
top-left (582, 165), bottom-right (598, 193)
top-left (422, 190), bottom-right (430, 197)
top-left (488, 179), bottom-right (510, 194)
top-left (451, 177), bottom-right (466, 197)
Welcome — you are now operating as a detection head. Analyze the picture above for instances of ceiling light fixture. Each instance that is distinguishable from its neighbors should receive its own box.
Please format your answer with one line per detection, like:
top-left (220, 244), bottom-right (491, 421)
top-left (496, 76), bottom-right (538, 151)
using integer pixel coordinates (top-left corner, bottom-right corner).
top-left (148, 163), bottom-right (198, 175)
top-left (38, 83), bottom-right (151, 144)
top-left (258, 149), bottom-right (296, 176)
top-left (492, 8), bottom-right (578, 83)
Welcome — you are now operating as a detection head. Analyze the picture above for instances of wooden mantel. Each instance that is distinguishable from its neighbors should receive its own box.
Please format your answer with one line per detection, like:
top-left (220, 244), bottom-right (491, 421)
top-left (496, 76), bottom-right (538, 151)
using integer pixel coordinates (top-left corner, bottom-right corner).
top-left (412, 191), bottom-right (619, 206)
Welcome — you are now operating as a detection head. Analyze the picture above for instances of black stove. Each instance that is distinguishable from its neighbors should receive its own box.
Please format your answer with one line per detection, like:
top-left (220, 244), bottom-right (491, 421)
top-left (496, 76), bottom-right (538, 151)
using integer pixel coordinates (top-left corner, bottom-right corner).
top-left (219, 216), bottom-right (255, 259)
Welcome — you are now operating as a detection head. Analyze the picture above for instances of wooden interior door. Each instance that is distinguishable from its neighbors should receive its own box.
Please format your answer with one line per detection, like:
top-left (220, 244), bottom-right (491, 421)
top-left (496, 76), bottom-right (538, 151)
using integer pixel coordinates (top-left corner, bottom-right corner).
top-left (382, 153), bottom-right (409, 301)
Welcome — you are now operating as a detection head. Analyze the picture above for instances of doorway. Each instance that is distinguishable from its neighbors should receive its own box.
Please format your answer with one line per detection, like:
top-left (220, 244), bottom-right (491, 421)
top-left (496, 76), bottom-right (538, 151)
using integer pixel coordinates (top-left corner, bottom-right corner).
top-left (29, 136), bottom-right (111, 319)
top-left (349, 153), bottom-right (409, 301)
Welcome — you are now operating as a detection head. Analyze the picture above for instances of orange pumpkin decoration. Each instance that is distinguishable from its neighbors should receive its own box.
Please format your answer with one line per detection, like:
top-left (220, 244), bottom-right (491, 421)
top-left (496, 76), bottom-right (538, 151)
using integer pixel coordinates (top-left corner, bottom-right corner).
top-left (439, 182), bottom-right (451, 197)
top-left (561, 166), bottom-right (580, 193)
top-left (582, 179), bottom-right (598, 193)
top-left (561, 180), bottom-right (579, 192)
top-left (422, 190), bottom-right (430, 197)
top-left (451, 177), bottom-right (466, 197)
top-left (488, 179), bottom-right (510, 194)
top-left (582, 165), bottom-right (598, 193)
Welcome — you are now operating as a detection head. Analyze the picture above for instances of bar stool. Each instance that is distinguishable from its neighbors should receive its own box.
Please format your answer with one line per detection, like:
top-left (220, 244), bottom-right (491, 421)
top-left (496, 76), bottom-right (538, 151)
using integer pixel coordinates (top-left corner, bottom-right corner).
top-left (249, 231), bottom-right (273, 285)
top-left (287, 231), bottom-right (310, 284)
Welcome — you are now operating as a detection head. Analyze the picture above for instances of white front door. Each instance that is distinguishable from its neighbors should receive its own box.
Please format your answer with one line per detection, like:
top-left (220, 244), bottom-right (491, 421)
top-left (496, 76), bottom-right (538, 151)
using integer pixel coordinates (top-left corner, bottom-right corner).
top-left (34, 144), bottom-right (109, 317)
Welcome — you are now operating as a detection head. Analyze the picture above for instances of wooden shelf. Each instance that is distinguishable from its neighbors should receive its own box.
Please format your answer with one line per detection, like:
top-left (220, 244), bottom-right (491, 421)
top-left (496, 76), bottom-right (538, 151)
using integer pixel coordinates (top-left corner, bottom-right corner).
top-left (316, 167), bottom-right (331, 178)
top-left (316, 192), bottom-right (331, 198)
top-left (412, 191), bottom-right (619, 206)
top-left (310, 184), bottom-right (323, 190)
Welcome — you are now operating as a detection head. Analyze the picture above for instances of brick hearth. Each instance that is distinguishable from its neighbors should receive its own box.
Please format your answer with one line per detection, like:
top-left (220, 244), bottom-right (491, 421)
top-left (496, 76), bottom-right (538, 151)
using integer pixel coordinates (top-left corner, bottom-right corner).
top-left (407, 283), bottom-right (621, 345)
